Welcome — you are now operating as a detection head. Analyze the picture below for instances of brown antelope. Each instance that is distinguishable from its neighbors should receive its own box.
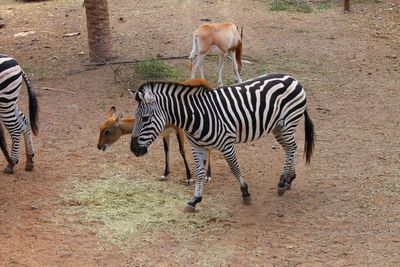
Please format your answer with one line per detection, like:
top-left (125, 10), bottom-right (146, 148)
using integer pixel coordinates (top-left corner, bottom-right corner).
top-left (189, 22), bottom-right (243, 86)
top-left (98, 78), bottom-right (213, 185)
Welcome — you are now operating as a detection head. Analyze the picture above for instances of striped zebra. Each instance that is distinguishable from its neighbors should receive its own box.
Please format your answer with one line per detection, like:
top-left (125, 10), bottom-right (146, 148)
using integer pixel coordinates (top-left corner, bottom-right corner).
top-left (130, 73), bottom-right (315, 212)
top-left (0, 54), bottom-right (39, 173)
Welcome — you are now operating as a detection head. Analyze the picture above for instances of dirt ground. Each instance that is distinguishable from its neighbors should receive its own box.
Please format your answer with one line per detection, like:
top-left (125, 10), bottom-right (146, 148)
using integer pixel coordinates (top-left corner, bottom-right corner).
top-left (0, 0), bottom-right (399, 266)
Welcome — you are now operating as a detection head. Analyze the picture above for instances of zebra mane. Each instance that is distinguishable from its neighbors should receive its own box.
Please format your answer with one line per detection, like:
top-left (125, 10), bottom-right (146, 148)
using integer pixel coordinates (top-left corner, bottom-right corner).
top-left (139, 81), bottom-right (213, 94)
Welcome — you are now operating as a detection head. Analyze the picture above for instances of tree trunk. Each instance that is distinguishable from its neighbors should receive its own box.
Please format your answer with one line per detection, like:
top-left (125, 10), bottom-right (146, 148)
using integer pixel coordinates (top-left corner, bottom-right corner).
top-left (344, 0), bottom-right (350, 13)
top-left (84, 0), bottom-right (112, 61)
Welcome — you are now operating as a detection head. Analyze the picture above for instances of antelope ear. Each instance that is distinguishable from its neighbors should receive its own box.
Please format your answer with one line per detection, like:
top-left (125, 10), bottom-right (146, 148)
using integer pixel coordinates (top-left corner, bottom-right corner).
top-left (116, 112), bottom-right (125, 121)
top-left (109, 106), bottom-right (116, 118)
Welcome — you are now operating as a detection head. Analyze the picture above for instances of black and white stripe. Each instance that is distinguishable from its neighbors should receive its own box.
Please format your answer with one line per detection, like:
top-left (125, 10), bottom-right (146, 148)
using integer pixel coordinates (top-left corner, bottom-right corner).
top-left (130, 73), bottom-right (315, 211)
top-left (0, 54), bottom-right (39, 173)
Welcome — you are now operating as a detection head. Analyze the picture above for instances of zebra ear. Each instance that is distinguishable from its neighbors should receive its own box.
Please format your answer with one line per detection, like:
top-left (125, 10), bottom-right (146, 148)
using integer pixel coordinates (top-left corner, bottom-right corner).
top-left (136, 92), bottom-right (144, 101)
top-left (129, 88), bottom-right (138, 96)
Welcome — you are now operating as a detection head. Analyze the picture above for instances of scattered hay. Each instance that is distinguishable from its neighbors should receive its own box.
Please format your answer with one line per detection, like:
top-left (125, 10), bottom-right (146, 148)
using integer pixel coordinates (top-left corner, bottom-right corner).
top-left (62, 171), bottom-right (235, 246)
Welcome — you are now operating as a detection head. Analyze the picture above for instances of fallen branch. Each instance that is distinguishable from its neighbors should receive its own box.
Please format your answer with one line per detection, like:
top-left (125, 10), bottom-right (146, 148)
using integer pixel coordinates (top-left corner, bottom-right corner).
top-left (88, 50), bottom-right (129, 88)
top-left (83, 55), bottom-right (189, 67)
top-left (40, 87), bottom-right (76, 95)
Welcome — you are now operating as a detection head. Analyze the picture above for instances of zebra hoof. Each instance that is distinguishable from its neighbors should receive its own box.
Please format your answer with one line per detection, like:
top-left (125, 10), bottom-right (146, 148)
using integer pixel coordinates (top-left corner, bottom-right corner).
top-left (277, 186), bottom-right (287, 196)
top-left (242, 196), bottom-right (252, 205)
top-left (186, 179), bottom-right (194, 186)
top-left (4, 165), bottom-right (14, 174)
top-left (184, 205), bottom-right (196, 213)
top-left (159, 175), bottom-right (169, 181)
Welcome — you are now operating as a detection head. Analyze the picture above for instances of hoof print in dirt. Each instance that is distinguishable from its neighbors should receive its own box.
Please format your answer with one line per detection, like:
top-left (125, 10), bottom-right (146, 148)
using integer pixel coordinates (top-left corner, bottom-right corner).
top-left (242, 196), bottom-right (252, 205)
top-left (184, 205), bottom-right (196, 213)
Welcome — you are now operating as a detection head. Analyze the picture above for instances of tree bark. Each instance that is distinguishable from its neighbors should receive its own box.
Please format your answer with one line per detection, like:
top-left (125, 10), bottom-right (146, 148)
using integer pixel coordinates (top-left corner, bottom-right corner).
top-left (344, 0), bottom-right (350, 13)
top-left (84, 0), bottom-right (112, 61)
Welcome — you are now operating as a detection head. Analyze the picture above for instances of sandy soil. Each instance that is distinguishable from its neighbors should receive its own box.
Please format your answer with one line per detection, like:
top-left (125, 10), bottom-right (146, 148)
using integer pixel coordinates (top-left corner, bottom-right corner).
top-left (0, 0), bottom-right (399, 266)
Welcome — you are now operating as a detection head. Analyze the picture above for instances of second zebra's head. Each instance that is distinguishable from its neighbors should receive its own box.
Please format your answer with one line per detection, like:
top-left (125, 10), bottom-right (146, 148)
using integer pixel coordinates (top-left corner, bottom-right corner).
top-left (130, 85), bottom-right (165, 157)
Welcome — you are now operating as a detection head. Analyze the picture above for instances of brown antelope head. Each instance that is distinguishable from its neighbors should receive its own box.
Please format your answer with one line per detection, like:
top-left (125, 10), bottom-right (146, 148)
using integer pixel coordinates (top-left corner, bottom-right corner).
top-left (97, 106), bottom-right (134, 151)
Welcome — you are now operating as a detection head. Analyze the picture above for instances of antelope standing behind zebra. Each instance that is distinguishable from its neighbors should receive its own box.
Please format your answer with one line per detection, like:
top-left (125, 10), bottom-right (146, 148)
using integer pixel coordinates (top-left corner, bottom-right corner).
top-left (98, 78), bottom-right (213, 185)
top-left (0, 55), bottom-right (39, 173)
top-left (130, 73), bottom-right (315, 212)
top-left (189, 22), bottom-right (243, 86)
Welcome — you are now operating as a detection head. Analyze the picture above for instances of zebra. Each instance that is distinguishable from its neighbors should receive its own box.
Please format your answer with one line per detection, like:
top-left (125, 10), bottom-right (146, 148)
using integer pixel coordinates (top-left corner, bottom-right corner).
top-left (0, 54), bottom-right (39, 173)
top-left (130, 73), bottom-right (315, 212)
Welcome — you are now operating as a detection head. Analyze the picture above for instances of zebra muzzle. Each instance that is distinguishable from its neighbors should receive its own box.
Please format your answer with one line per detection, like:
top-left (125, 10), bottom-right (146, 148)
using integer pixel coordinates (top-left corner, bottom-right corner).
top-left (130, 137), bottom-right (148, 157)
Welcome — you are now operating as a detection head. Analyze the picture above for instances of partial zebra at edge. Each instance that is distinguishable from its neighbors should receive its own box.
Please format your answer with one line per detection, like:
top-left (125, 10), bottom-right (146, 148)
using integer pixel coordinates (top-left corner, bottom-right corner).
top-left (0, 54), bottom-right (39, 173)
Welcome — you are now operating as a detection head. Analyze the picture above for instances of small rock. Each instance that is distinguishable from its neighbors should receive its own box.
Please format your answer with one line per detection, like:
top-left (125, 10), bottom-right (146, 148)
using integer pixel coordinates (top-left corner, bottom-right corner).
top-left (30, 204), bottom-right (38, 210)
top-left (67, 199), bottom-right (81, 206)
top-left (63, 32), bottom-right (80, 37)
top-left (276, 213), bottom-right (284, 217)
top-left (13, 31), bottom-right (36, 37)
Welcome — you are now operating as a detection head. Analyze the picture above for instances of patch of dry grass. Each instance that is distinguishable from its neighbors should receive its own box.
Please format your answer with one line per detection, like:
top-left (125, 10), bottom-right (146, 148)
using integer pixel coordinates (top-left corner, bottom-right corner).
top-left (62, 170), bottom-right (235, 247)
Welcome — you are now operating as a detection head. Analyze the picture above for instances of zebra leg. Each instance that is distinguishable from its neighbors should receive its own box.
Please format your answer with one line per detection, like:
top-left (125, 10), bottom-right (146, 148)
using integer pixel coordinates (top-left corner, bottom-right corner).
top-left (273, 127), bottom-right (297, 196)
top-left (176, 131), bottom-right (193, 185)
top-left (185, 147), bottom-right (208, 212)
top-left (160, 136), bottom-right (171, 181)
top-left (222, 145), bottom-right (251, 205)
top-left (3, 129), bottom-right (21, 174)
top-left (205, 150), bottom-right (212, 182)
top-left (22, 126), bottom-right (35, 171)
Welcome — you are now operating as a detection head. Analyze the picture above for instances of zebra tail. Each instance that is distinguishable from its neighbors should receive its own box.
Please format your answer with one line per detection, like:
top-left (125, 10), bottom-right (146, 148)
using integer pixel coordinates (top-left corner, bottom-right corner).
top-left (22, 72), bottom-right (39, 135)
top-left (0, 123), bottom-right (12, 165)
top-left (304, 108), bottom-right (315, 164)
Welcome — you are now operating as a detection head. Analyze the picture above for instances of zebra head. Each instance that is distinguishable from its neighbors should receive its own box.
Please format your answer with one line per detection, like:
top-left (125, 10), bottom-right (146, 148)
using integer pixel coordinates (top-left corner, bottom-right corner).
top-left (130, 85), bottom-right (165, 157)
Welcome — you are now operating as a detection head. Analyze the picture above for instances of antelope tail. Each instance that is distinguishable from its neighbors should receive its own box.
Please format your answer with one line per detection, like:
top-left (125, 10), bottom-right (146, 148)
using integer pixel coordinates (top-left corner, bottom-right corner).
top-left (235, 26), bottom-right (243, 73)
top-left (236, 40), bottom-right (243, 73)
